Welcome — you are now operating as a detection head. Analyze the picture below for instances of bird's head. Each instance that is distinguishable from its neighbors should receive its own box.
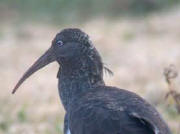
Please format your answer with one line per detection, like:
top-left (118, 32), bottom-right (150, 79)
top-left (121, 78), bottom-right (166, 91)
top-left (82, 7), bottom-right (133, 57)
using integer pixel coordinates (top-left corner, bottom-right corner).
top-left (12, 28), bottom-right (110, 94)
top-left (52, 28), bottom-right (95, 64)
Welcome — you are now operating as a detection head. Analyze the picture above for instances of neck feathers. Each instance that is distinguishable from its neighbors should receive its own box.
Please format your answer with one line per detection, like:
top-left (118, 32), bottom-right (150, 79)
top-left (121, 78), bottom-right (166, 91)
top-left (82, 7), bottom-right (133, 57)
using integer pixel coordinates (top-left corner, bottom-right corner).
top-left (57, 48), bottom-right (105, 110)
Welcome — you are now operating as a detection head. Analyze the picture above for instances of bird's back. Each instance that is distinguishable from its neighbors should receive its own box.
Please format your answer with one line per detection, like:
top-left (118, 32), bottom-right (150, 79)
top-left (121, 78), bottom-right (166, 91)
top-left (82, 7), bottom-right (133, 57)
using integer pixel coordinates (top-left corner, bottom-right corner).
top-left (68, 86), bottom-right (171, 134)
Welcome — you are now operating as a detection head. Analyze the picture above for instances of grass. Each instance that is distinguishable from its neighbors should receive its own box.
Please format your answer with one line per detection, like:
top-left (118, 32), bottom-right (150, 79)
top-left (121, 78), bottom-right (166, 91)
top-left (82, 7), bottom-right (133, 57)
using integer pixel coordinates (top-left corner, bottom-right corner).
top-left (0, 0), bottom-right (180, 24)
top-left (17, 106), bottom-right (27, 122)
top-left (0, 121), bottom-right (8, 131)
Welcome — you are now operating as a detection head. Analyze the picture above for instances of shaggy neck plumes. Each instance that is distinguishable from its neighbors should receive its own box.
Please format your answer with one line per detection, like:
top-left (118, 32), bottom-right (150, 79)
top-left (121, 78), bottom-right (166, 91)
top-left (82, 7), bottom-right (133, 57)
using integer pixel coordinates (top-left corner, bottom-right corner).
top-left (57, 52), bottom-right (105, 111)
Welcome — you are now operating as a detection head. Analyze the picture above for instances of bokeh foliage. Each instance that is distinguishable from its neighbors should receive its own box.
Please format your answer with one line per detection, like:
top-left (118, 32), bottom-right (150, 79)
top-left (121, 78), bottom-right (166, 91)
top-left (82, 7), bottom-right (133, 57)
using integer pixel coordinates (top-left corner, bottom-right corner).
top-left (0, 0), bottom-right (180, 23)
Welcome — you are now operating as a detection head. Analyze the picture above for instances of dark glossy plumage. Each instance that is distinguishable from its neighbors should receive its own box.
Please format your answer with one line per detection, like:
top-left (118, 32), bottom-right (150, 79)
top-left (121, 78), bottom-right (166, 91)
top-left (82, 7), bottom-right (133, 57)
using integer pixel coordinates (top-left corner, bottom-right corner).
top-left (69, 87), bottom-right (170, 134)
top-left (12, 28), bottom-right (172, 134)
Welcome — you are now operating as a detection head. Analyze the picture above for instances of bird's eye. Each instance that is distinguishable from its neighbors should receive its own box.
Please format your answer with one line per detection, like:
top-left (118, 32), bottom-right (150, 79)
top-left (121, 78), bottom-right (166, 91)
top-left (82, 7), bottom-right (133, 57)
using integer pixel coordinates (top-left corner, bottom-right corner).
top-left (56, 40), bottom-right (64, 47)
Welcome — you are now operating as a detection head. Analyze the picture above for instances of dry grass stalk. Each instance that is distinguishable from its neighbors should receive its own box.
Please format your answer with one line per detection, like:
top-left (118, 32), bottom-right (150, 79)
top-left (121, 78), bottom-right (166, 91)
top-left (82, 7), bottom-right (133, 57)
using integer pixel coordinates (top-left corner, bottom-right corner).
top-left (164, 64), bottom-right (180, 134)
top-left (164, 64), bottom-right (180, 113)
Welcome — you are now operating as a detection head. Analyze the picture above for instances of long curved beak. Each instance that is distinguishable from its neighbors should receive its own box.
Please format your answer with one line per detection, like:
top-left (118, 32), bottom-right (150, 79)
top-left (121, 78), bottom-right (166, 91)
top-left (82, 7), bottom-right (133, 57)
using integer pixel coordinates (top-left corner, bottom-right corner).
top-left (12, 47), bottom-right (56, 94)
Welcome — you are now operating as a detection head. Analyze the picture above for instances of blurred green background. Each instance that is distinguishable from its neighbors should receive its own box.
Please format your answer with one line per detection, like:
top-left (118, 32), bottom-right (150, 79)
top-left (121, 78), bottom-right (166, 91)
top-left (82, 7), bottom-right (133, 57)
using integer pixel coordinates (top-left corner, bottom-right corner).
top-left (0, 0), bottom-right (180, 24)
top-left (0, 0), bottom-right (180, 134)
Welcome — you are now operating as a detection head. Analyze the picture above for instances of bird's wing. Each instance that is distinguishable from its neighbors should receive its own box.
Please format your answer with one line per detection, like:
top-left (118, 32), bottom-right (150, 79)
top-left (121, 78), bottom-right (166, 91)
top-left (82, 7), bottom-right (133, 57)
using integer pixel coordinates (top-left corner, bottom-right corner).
top-left (69, 105), bottom-right (156, 134)
top-left (128, 112), bottom-right (158, 134)
top-left (68, 87), bottom-right (171, 134)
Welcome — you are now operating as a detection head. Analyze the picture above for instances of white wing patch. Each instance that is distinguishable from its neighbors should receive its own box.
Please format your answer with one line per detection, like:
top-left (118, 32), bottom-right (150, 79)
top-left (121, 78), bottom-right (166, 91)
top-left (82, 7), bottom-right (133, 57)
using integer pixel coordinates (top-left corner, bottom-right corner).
top-left (66, 128), bottom-right (71, 134)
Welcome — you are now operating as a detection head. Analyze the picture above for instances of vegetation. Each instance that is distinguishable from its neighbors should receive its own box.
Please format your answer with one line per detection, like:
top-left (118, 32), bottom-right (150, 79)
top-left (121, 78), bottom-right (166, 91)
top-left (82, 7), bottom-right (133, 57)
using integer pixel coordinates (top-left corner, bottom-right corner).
top-left (164, 65), bottom-right (180, 134)
top-left (0, 0), bottom-right (180, 23)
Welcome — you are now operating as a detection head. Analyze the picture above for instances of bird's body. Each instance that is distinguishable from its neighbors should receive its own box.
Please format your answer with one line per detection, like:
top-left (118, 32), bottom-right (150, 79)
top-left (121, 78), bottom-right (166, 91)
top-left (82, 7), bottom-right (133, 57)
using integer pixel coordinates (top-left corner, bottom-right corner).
top-left (68, 87), bottom-right (170, 134)
top-left (57, 49), bottom-right (171, 134)
top-left (12, 28), bottom-right (171, 134)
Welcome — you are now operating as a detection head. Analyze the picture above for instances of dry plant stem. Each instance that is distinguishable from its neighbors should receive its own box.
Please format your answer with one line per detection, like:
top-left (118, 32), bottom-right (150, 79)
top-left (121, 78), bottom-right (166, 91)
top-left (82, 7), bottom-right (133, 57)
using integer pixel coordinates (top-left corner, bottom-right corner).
top-left (166, 81), bottom-right (180, 113)
top-left (164, 65), bottom-right (180, 134)
top-left (164, 65), bottom-right (180, 113)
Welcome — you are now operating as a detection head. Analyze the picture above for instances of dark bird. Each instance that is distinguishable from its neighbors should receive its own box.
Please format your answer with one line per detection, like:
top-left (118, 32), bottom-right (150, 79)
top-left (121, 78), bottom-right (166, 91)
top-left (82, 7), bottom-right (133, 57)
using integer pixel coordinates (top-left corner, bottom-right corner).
top-left (12, 28), bottom-right (171, 134)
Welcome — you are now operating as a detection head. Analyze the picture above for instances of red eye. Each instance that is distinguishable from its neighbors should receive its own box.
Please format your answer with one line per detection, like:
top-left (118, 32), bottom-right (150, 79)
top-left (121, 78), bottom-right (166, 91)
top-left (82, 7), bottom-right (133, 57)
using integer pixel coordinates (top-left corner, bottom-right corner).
top-left (56, 40), bottom-right (63, 46)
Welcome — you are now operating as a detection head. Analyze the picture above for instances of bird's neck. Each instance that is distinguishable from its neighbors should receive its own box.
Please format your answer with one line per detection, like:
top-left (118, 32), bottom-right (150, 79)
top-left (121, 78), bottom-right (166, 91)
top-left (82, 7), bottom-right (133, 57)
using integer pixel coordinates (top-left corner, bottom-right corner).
top-left (57, 57), bottom-right (105, 111)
